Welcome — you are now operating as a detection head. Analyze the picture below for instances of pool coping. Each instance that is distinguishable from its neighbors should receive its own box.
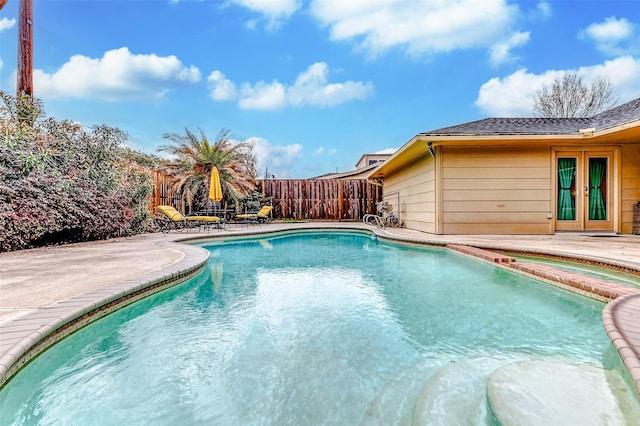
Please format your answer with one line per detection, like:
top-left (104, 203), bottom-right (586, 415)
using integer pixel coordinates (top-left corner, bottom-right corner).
top-left (0, 240), bottom-right (210, 389)
top-left (603, 295), bottom-right (640, 395)
top-left (1, 224), bottom-right (640, 400)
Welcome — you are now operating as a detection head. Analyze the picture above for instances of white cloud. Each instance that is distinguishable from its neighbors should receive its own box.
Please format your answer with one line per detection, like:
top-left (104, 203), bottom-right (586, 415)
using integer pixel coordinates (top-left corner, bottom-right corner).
top-left (309, 0), bottom-right (522, 59)
top-left (583, 16), bottom-right (634, 42)
top-left (229, 0), bottom-right (302, 30)
top-left (375, 148), bottom-right (397, 154)
top-left (245, 19), bottom-right (258, 31)
top-left (476, 68), bottom-right (556, 116)
top-left (313, 147), bottom-right (325, 156)
top-left (34, 47), bottom-right (201, 101)
top-left (475, 56), bottom-right (640, 116)
top-left (247, 136), bottom-right (303, 178)
top-left (239, 80), bottom-right (288, 110)
top-left (580, 16), bottom-right (638, 56)
top-left (207, 70), bottom-right (237, 100)
top-left (0, 17), bottom-right (16, 31)
top-left (214, 62), bottom-right (374, 110)
top-left (581, 56), bottom-right (640, 100)
top-left (489, 31), bottom-right (530, 66)
top-left (287, 62), bottom-right (374, 107)
top-left (534, 1), bottom-right (552, 19)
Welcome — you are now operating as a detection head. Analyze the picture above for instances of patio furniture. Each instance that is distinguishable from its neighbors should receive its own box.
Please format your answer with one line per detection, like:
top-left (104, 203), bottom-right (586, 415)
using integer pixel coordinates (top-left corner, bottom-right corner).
top-left (235, 205), bottom-right (273, 225)
top-left (155, 205), bottom-right (224, 232)
top-left (197, 202), bottom-right (236, 222)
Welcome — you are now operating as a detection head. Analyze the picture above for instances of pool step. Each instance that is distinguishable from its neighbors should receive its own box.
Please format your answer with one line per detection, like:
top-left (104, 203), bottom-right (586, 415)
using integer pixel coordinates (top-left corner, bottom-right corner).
top-left (364, 356), bottom-right (640, 424)
top-left (447, 244), bottom-right (640, 302)
top-left (358, 358), bottom-right (443, 425)
top-left (487, 360), bottom-right (640, 425)
top-left (412, 356), bottom-right (515, 425)
top-left (447, 245), bottom-right (516, 264)
top-left (511, 262), bottom-right (640, 302)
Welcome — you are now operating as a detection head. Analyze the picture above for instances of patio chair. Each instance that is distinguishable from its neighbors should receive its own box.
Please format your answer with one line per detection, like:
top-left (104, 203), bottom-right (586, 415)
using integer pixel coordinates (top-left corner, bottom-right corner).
top-left (235, 205), bottom-right (273, 225)
top-left (155, 205), bottom-right (224, 233)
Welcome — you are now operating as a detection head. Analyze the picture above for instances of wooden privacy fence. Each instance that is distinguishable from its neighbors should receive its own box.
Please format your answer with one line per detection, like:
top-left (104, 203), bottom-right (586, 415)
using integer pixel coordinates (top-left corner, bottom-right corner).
top-left (149, 170), bottom-right (186, 213)
top-left (147, 170), bottom-right (382, 221)
top-left (256, 179), bottom-right (382, 221)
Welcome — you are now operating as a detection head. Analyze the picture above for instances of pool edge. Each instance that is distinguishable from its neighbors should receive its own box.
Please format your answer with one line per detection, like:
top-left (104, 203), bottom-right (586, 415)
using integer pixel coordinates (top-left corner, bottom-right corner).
top-left (603, 295), bottom-right (640, 398)
top-left (0, 240), bottom-right (210, 390)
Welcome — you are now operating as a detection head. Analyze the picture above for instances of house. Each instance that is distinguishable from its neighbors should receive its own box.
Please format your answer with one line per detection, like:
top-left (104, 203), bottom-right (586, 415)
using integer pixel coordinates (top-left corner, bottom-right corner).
top-left (367, 97), bottom-right (640, 235)
top-left (354, 153), bottom-right (393, 169)
top-left (314, 153), bottom-right (393, 180)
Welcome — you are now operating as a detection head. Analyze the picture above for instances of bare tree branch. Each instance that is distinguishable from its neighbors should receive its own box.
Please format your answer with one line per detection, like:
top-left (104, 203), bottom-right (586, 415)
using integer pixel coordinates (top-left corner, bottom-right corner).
top-left (533, 72), bottom-right (619, 118)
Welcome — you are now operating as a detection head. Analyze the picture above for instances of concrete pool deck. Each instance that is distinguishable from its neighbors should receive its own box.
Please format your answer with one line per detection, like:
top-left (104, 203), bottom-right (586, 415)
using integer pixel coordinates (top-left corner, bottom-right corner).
top-left (1, 222), bottom-right (640, 394)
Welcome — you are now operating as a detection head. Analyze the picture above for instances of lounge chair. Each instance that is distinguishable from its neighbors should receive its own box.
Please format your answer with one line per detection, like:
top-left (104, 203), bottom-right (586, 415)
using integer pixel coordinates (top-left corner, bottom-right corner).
top-left (155, 205), bottom-right (224, 232)
top-left (235, 205), bottom-right (273, 224)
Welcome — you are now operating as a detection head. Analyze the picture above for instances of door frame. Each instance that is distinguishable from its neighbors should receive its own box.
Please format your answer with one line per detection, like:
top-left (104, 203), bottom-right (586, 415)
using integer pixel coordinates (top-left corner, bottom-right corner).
top-left (552, 148), bottom-right (618, 232)
top-left (584, 152), bottom-right (613, 231)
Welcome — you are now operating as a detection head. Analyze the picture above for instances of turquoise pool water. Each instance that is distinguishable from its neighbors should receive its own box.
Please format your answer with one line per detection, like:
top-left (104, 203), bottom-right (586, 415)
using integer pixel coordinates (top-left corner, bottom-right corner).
top-left (0, 232), bottom-right (636, 424)
top-left (510, 254), bottom-right (640, 288)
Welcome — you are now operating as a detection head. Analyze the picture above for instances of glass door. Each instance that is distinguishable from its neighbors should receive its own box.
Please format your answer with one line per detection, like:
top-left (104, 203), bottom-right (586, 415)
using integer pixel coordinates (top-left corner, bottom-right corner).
top-left (584, 154), bottom-right (612, 230)
top-left (555, 154), bottom-right (582, 231)
top-left (555, 151), bottom-right (613, 231)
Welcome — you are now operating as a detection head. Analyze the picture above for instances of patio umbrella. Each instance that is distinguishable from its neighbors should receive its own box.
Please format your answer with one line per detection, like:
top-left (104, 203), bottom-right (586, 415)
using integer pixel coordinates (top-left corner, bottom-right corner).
top-left (209, 167), bottom-right (223, 202)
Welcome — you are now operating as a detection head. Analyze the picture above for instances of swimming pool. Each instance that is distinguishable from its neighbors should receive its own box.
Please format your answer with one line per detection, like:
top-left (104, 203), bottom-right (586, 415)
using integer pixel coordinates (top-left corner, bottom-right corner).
top-left (1, 231), bottom-right (638, 424)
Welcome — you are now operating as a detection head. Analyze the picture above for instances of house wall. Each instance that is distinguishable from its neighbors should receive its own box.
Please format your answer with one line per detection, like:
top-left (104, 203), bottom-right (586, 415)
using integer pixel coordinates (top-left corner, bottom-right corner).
top-left (621, 143), bottom-right (640, 234)
top-left (382, 153), bottom-right (436, 233)
top-left (440, 146), bottom-right (554, 234)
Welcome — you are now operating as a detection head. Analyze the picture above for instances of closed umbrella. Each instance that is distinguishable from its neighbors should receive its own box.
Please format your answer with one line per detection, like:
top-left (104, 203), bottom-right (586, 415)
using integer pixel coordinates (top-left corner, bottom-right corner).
top-left (209, 167), bottom-right (223, 202)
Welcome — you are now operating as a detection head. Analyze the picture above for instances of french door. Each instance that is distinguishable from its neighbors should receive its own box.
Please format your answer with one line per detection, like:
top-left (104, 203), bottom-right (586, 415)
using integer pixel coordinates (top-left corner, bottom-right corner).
top-left (555, 151), bottom-right (613, 231)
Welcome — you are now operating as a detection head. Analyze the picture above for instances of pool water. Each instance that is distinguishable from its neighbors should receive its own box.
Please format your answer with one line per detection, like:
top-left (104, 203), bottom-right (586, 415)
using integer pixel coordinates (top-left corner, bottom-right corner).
top-left (510, 254), bottom-right (640, 288)
top-left (0, 232), bottom-right (636, 424)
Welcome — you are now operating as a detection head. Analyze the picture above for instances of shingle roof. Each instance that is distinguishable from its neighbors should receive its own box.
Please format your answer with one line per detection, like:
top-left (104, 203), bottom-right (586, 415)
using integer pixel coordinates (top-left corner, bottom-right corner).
top-left (311, 161), bottom-right (381, 179)
top-left (591, 96), bottom-right (640, 129)
top-left (422, 96), bottom-right (640, 136)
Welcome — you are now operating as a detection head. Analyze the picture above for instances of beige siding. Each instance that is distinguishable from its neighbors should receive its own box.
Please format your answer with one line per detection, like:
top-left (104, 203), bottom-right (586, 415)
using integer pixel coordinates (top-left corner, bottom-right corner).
top-left (443, 189), bottom-right (549, 201)
top-left (379, 140), bottom-right (637, 235)
top-left (442, 223), bottom-right (551, 234)
top-left (383, 154), bottom-right (435, 233)
top-left (440, 146), bottom-right (553, 234)
top-left (621, 143), bottom-right (640, 234)
top-left (442, 201), bottom-right (550, 212)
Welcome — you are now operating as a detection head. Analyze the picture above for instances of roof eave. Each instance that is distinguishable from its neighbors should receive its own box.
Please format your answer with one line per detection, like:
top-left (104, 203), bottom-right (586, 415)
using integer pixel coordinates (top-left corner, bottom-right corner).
top-left (367, 134), bottom-right (427, 179)
top-left (369, 116), bottom-right (640, 180)
top-left (592, 117), bottom-right (640, 136)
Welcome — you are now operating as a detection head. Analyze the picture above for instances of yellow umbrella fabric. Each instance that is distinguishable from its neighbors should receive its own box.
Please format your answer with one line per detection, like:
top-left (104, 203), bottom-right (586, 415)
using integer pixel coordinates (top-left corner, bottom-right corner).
top-left (209, 167), bottom-right (223, 202)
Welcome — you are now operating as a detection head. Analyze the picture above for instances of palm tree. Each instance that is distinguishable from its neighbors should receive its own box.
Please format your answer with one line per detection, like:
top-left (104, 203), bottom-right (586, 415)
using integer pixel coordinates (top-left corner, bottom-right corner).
top-left (156, 128), bottom-right (256, 211)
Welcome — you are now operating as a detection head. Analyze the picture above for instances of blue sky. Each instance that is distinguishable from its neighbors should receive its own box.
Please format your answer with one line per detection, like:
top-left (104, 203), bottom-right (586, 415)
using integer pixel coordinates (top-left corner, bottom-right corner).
top-left (1, 1), bottom-right (639, 178)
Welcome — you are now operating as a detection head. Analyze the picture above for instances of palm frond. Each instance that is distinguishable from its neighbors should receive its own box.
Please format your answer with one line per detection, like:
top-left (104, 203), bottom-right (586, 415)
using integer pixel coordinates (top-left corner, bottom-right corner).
top-left (156, 127), bottom-right (257, 208)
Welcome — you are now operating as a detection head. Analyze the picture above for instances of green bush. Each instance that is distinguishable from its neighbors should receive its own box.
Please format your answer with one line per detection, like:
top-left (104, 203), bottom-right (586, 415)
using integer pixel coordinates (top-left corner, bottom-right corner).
top-left (0, 92), bottom-right (154, 252)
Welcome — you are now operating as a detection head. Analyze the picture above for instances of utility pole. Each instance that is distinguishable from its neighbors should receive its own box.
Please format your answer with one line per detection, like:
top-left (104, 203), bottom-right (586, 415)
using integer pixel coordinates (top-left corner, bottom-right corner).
top-left (17, 0), bottom-right (33, 96)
